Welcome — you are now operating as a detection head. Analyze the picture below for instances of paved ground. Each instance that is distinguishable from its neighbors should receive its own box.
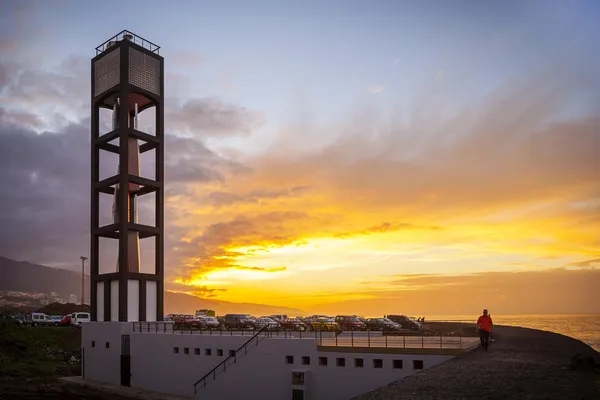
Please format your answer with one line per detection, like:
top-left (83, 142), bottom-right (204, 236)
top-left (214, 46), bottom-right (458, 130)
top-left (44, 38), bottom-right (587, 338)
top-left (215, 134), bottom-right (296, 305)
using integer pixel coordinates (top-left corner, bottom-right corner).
top-left (353, 326), bottom-right (599, 400)
top-left (319, 333), bottom-right (478, 349)
top-left (141, 329), bottom-right (479, 349)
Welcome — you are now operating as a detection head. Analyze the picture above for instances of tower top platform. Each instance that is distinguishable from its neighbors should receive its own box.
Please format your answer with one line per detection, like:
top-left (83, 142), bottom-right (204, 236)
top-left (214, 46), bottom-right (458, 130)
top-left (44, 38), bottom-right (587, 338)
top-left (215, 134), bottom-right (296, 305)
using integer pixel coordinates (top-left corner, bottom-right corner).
top-left (95, 30), bottom-right (160, 55)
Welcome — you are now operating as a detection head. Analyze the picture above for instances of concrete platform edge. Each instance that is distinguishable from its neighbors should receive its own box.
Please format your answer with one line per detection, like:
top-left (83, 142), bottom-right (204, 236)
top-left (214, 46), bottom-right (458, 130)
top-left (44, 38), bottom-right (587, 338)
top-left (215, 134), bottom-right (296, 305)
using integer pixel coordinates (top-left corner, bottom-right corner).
top-left (58, 376), bottom-right (191, 400)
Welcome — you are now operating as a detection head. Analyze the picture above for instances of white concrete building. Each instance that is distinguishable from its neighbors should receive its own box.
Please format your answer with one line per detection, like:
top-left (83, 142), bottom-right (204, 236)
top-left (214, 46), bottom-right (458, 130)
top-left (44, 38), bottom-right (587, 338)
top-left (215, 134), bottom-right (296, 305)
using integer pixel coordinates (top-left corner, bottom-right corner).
top-left (81, 323), bottom-right (477, 400)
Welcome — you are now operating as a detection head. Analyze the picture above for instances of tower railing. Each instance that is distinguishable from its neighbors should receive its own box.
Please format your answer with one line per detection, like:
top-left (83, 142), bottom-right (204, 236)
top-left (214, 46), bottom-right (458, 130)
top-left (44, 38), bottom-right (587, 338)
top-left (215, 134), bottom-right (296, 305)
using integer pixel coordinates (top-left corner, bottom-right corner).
top-left (95, 30), bottom-right (160, 55)
top-left (192, 326), bottom-right (269, 394)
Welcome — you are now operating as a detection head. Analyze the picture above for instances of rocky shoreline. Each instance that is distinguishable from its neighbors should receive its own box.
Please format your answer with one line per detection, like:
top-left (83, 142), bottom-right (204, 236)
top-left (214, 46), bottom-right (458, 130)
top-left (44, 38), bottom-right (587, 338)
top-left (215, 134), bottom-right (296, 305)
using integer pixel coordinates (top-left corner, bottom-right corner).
top-left (353, 325), bottom-right (599, 400)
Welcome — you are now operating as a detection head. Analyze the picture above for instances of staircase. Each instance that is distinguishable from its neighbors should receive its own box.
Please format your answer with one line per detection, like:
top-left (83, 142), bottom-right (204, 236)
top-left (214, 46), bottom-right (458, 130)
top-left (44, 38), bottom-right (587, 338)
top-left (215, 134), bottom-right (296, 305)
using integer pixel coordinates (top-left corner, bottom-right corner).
top-left (192, 326), bottom-right (269, 395)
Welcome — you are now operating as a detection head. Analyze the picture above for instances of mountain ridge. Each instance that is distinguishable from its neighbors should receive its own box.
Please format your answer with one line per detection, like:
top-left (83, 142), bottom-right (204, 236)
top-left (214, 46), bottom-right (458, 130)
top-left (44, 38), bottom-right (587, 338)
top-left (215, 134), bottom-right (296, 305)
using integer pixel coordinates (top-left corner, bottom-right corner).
top-left (0, 256), bottom-right (303, 316)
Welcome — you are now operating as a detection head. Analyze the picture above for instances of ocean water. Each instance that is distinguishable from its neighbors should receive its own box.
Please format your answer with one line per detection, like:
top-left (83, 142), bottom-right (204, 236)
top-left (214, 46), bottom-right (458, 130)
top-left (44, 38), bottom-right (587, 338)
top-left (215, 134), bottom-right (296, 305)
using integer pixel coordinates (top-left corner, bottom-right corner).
top-left (428, 314), bottom-right (600, 351)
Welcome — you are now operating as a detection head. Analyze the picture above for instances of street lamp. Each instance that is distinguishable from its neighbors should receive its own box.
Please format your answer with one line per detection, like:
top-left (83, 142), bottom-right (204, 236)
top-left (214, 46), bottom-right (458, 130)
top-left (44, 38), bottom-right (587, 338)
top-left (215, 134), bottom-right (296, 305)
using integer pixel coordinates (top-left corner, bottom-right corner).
top-left (80, 256), bottom-right (88, 307)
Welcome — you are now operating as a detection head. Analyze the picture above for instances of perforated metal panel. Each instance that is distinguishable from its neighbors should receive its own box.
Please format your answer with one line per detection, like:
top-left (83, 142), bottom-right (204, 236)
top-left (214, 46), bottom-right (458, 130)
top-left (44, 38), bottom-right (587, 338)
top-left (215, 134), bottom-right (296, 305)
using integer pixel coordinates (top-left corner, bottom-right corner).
top-left (129, 48), bottom-right (160, 95)
top-left (94, 48), bottom-right (120, 97)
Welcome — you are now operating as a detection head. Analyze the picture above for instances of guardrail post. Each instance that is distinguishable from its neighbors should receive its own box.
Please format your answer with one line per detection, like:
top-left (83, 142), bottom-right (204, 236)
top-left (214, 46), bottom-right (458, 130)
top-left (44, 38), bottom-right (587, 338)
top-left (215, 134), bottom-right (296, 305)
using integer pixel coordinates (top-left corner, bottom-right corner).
top-left (386, 334), bottom-right (388, 347)
top-left (421, 335), bottom-right (424, 348)
top-left (368, 330), bottom-right (370, 347)
top-left (440, 334), bottom-right (442, 348)
top-left (351, 330), bottom-right (354, 347)
top-left (460, 336), bottom-right (462, 348)
top-left (335, 332), bottom-right (338, 346)
top-left (403, 335), bottom-right (405, 348)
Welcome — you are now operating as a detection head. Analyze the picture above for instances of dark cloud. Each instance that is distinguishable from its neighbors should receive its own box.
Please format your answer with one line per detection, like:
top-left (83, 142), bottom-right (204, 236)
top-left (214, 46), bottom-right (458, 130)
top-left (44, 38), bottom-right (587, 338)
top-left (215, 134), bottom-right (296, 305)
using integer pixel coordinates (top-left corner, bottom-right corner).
top-left (166, 281), bottom-right (226, 298)
top-left (0, 107), bottom-right (239, 270)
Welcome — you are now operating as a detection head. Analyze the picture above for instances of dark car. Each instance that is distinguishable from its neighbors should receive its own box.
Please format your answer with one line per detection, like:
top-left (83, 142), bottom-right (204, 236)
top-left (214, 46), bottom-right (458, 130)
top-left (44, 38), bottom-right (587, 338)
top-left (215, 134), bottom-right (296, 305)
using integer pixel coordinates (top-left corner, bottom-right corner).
top-left (0, 314), bottom-right (23, 325)
top-left (223, 314), bottom-right (255, 330)
top-left (335, 315), bottom-right (367, 331)
top-left (386, 315), bottom-right (423, 331)
top-left (365, 318), bottom-right (402, 331)
top-left (279, 318), bottom-right (307, 331)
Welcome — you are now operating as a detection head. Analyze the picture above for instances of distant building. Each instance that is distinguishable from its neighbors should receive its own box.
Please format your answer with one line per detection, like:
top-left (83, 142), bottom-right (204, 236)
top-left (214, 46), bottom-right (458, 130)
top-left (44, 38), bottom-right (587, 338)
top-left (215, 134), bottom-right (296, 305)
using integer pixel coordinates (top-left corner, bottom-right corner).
top-left (50, 291), bottom-right (59, 297)
top-left (40, 298), bottom-right (50, 306)
top-left (69, 294), bottom-right (78, 304)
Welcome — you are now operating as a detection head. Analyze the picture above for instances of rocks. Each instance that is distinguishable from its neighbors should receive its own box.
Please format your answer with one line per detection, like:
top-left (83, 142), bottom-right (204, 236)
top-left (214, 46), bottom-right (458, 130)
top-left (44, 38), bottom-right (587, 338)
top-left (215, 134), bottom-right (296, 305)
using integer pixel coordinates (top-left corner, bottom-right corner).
top-left (570, 352), bottom-right (600, 372)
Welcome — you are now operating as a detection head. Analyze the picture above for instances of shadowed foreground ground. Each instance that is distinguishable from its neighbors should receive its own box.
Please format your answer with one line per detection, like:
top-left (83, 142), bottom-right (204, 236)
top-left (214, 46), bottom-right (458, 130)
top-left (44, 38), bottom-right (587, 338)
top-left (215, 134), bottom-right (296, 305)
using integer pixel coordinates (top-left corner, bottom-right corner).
top-left (354, 325), bottom-right (599, 400)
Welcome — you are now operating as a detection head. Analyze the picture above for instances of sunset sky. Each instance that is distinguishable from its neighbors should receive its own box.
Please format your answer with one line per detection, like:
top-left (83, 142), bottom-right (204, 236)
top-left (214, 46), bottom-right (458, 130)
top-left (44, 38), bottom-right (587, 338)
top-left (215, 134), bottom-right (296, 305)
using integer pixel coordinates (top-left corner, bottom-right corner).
top-left (0, 0), bottom-right (598, 315)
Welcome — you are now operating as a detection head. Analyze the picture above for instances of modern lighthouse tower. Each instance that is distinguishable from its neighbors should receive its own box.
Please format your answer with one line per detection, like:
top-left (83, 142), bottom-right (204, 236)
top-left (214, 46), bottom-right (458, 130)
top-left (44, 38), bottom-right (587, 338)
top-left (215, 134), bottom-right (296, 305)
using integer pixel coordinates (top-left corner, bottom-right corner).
top-left (90, 31), bottom-right (164, 322)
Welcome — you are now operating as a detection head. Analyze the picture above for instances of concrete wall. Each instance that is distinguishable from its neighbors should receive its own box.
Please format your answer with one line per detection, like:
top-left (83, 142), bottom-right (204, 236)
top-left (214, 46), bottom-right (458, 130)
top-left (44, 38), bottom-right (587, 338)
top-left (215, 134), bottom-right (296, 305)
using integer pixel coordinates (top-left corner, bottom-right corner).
top-left (129, 333), bottom-right (253, 397)
top-left (125, 333), bottom-right (453, 399)
top-left (82, 322), bottom-right (132, 386)
top-left (82, 324), bottom-right (456, 400)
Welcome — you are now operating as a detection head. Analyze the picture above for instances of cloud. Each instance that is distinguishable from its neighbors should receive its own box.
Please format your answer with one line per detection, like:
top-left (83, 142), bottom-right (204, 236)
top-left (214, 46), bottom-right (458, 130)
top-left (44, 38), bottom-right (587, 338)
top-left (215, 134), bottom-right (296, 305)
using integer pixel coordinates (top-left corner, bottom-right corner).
top-left (204, 186), bottom-right (310, 208)
top-left (310, 268), bottom-right (600, 315)
top-left (0, 106), bottom-right (236, 270)
top-left (171, 51), bottom-right (204, 69)
top-left (365, 84), bottom-right (384, 94)
top-left (334, 222), bottom-right (442, 239)
top-left (567, 258), bottom-right (600, 269)
top-left (168, 98), bottom-right (266, 138)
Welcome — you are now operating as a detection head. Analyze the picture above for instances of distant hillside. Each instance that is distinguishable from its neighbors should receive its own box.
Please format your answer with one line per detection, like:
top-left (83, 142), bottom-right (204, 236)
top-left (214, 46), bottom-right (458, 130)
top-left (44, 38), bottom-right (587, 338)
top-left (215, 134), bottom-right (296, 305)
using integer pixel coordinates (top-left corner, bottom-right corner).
top-left (165, 291), bottom-right (303, 316)
top-left (0, 256), bottom-right (88, 298)
top-left (0, 256), bottom-right (303, 316)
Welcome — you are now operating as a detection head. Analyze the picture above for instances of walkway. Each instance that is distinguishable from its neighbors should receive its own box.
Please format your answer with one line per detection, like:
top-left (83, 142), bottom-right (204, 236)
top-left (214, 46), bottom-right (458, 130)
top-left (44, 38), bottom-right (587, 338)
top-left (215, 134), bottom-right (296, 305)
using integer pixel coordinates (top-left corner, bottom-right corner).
top-left (353, 325), bottom-right (599, 400)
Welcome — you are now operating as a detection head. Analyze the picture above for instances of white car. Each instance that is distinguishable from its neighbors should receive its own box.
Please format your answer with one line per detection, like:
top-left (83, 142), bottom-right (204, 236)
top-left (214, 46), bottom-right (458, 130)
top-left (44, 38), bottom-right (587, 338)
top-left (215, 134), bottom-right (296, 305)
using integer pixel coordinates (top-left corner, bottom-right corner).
top-left (31, 312), bottom-right (50, 326)
top-left (254, 317), bottom-right (280, 331)
top-left (72, 312), bottom-right (91, 326)
top-left (198, 316), bottom-right (221, 329)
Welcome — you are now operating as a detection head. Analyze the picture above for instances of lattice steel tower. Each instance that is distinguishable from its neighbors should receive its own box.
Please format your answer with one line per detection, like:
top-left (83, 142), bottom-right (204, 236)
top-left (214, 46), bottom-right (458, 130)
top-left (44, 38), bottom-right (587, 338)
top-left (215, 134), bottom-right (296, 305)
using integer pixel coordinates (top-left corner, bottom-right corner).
top-left (90, 31), bottom-right (164, 322)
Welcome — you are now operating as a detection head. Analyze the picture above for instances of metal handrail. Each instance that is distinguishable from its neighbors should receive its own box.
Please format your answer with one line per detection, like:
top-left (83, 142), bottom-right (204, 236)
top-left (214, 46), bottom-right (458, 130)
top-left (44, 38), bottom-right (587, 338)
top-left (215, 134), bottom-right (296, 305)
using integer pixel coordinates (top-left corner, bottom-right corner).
top-left (95, 30), bottom-right (160, 55)
top-left (192, 325), bottom-right (269, 393)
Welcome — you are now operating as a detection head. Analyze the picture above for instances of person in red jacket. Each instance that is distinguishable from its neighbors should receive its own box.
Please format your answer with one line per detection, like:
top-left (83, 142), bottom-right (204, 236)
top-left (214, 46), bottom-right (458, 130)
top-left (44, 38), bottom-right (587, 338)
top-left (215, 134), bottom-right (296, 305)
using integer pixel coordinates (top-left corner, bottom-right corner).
top-left (477, 309), bottom-right (493, 351)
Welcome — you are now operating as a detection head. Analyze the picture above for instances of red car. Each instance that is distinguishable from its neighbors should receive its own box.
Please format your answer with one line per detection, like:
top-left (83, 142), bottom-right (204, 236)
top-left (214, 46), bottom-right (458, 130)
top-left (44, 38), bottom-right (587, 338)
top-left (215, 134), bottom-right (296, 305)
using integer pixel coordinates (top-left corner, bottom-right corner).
top-left (60, 314), bottom-right (72, 326)
top-left (173, 316), bottom-right (207, 330)
top-left (335, 315), bottom-right (367, 331)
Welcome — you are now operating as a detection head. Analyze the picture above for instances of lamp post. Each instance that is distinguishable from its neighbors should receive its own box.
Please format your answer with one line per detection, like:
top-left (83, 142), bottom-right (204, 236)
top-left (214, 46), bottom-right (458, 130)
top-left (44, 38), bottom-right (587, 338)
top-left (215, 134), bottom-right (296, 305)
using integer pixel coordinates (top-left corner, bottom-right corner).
top-left (80, 256), bottom-right (88, 307)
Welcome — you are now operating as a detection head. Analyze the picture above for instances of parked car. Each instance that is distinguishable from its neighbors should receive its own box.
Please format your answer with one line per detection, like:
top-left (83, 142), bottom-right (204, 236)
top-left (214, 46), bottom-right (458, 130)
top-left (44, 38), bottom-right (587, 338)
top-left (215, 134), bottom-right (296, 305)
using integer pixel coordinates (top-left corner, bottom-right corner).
top-left (72, 312), bottom-right (91, 326)
top-left (198, 316), bottom-right (221, 329)
top-left (60, 314), bottom-right (73, 326)
top-left (0, 314), bottom-right (23, 325)
top-left (279, 318), bottom-right (307, 332)
top-left (386, 315), bottom-right (423, 331)
top-left (223, 314), bottom-right (255, 330)
top-left (335, 315), bottom-right (367, 331)
top-left (254, 317), bottom-right (280, 331)
top-left (303, 315), bottom-right (328, 325)
top-left (47, 315), bottom-right (62, 326)
top-left (365, 318), bottom-right (402, 331)
top-left (268, 314), bottom-right (288, 322)
top-left (310, 317), bottom-right (341, 332)
top-left (31, 312), bottom-right (50, 326)
top-left (174, 315), bottom-right (206, 330)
